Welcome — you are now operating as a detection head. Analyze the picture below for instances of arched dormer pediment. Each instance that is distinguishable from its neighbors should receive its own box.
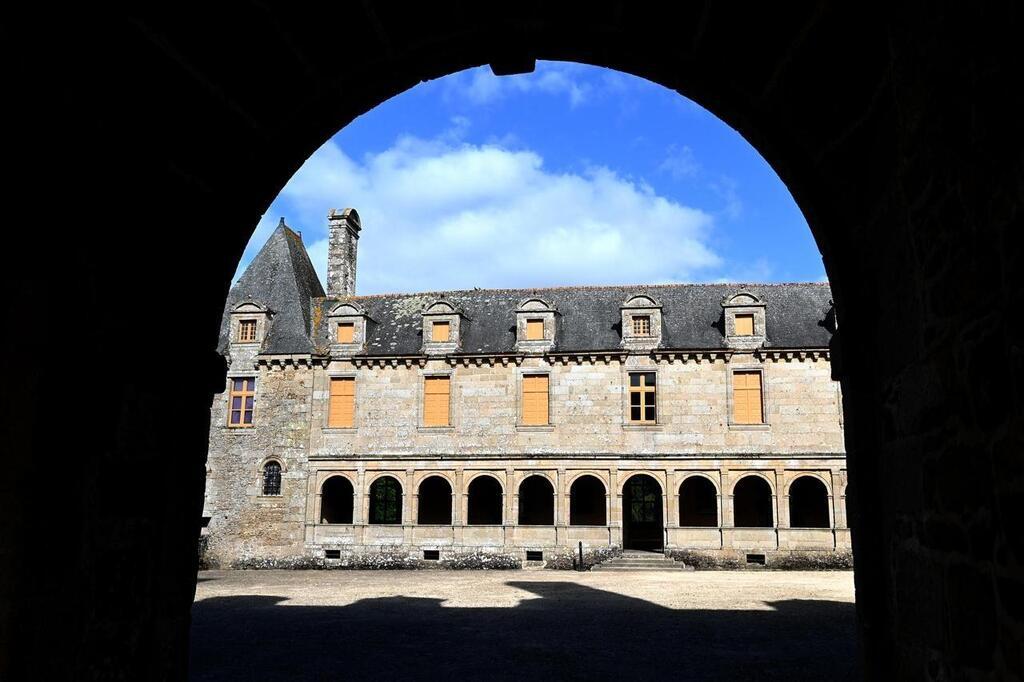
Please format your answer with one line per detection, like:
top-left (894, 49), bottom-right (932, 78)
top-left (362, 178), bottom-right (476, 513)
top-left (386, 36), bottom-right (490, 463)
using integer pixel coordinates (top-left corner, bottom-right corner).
top-left (622, 293), bottom-right (661, 310)
top-left (328, 301), bottom-right (365, 317)
top-left (722, 291), bottom-right (762, 308)
top-left (722, 289), bottom-right (766, 348)
top-left (515, 297), bottom-right (557, 314)
top-left (422, 299), bottom-right (459, 316)
top-left (233, 300), bottom-right (270, 314)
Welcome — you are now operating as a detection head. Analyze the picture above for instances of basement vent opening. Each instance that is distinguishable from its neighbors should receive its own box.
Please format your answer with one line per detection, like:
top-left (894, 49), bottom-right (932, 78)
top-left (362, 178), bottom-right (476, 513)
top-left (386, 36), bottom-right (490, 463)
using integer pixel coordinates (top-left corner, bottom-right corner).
top-left (746, 553), bottom-right (766, 565)
top-left (526, 550), bottom-right (543, 562)
top-left (423, 550), bottom-right (440, 561)
top-left (324, 549), bottom-right (341, 560)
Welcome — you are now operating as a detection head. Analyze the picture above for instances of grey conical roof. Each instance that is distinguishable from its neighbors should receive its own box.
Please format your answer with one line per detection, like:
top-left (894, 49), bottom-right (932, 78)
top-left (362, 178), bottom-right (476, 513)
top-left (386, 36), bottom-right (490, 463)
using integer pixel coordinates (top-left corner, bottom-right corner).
top-left (218, 220), bottom-right (325, 354)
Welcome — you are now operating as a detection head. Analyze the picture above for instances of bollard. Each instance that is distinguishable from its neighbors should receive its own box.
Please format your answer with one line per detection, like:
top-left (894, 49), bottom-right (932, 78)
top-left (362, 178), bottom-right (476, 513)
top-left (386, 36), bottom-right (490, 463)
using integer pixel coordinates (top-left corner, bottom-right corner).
top-left (578, 541), bottom-right (584, 572)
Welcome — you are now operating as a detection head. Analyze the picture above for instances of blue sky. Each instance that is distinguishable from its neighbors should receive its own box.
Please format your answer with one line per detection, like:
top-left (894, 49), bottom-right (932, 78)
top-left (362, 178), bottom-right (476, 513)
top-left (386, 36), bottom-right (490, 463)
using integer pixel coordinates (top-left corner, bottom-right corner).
top-left (236, 62), bottom-right (824, 294)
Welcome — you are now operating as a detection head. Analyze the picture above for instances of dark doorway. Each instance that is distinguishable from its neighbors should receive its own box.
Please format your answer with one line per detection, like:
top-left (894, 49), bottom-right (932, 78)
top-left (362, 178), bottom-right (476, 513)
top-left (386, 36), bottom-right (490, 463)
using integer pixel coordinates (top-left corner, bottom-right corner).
top-left (679, 476), bottom-right (718, 527)
top-left (623, 474), bottom-right (663, 551)
top-left (789, 476), bottom-right (830, 528)
top-left (518, 476), bottom-right (554, 525)
top-left (320, 476), bottom-right (354, 524)
top-left (467, 475), bottom-right (503, 525)
top-left (733, 476), bottom-right (774, 528)
top-left (368, 476), bottom-right (402, 524)
top-left (569, 475), bottom-right (606, 526)
top-left (417, 476), bottom-right (453, 525)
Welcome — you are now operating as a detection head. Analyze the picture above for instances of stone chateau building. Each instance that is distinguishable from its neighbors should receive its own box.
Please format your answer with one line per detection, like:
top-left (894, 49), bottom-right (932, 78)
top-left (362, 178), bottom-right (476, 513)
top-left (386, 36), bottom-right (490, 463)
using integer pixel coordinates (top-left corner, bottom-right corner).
top-left (202, 208), bottom-right (849, 567)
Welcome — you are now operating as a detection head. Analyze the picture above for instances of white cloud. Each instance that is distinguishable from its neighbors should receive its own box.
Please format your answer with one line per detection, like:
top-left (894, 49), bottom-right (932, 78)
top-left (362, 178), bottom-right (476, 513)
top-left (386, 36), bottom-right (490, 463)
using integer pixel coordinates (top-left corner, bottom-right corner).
top-left (659, 144), bottom-right (700, 180)
top-left (443, 64), bottom-right (592, 108)
top-left (239, 131), bottom-right (725, 294)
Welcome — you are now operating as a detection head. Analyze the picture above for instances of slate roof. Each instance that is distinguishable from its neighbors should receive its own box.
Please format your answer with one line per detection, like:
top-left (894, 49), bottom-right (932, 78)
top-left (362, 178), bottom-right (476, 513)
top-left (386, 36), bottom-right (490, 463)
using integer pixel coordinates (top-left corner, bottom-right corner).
top-left (310, 283), bottom-right (835, 356)
top-left (218, 220), bottom-right (325, 354)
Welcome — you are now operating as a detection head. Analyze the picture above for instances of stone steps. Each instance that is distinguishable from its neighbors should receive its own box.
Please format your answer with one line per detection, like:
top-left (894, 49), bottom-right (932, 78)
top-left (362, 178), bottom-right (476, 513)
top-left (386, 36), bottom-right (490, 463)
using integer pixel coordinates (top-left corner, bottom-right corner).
top-left (591, 551), bottom-right (692, 572)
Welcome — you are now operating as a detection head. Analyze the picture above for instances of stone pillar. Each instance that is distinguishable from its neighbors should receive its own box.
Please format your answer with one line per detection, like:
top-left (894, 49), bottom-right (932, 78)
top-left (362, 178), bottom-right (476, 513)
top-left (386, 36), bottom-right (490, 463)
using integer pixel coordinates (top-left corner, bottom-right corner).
top-left (326, 208), bottom-right (361, 298)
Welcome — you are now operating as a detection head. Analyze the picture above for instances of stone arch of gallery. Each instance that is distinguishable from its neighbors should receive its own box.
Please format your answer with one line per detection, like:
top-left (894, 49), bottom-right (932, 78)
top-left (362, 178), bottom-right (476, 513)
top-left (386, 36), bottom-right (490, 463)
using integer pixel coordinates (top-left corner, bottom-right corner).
top-left (417, 475), bottom-right (453, 525)
top-left (368, 476), bottom-right (402, 524)
top-left (569, 475), bottom-right (606, 526)
top-left (467, 475), bottom-right (503, 525)
top-left (789, 476), bottom-right (830, 529)
top-left (733, 476), bottom-right (773, 528)
top-left (679, 476), bottom-right (718, 527)
top-left (518, 475), bottom-right (555, 526)
top-left (320, 476), bottom-right (354, 524)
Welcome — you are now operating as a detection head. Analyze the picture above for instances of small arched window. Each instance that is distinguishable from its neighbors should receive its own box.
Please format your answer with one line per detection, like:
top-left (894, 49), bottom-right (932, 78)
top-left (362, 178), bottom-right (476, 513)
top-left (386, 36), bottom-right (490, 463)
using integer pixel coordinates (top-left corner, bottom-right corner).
top-left (262, 461), bottom-right (282, 496)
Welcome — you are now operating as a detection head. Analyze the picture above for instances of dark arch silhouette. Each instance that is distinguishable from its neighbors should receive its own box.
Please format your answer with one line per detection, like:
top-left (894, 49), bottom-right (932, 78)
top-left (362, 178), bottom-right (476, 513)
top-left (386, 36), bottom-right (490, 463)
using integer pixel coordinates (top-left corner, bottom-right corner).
top-left (261, 461), bottom-right (282, 497)
top-left (417, 476), bottom-right (453, 525)
top-left (679, 477), bottom-right (718, 527)
top-left (569, 475), bottom-right (606, 526)
top-left (622, 474), bottom-right (663, 551)
top-left (467, 476), bottom-right (503, 525)
top-left (733, 476), bottom-right (774, 528)
top-left (789, 476), bottom-right (830, 529)
top-left (320, 476), bottom-right (353, 524)
top-left (368, 476), bottom-right (402, 525)
top-left (6, 8), bottom-right (1018, 680)
top-left (518, 476), bottom-right (554, 526)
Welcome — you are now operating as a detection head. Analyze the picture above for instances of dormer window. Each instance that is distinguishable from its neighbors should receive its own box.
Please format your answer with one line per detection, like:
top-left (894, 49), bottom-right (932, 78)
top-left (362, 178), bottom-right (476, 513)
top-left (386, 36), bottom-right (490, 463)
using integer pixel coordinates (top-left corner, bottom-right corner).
top-left (620, 295), bottom-right (662, 351)
top-left (632, 315), bottom-right (651, 336)
top-left (421, 300), bottom-right (462, 354)
top-left (239, 319), bottom-right (257, 342)
top-left (432, 321), bottom-right (451, 342)
top-left (722, 291), bottom-right (766, 349)
top-left (515, 298), bottom-right (557, 353)
top-left (327, 302), bottom-right (371, 355)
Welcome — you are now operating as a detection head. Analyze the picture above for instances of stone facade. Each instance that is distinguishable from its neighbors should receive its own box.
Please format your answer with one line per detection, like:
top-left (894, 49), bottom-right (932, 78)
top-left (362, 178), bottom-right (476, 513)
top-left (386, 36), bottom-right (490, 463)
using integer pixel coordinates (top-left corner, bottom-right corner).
top-left (203, 212), bottom-right (848, 567)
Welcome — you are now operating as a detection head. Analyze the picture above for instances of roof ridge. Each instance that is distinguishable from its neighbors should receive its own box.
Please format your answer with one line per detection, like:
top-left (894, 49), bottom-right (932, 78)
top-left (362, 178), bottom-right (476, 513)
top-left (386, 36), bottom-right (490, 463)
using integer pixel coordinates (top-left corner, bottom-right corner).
top-left (321, 280), bottom-right (830, 300)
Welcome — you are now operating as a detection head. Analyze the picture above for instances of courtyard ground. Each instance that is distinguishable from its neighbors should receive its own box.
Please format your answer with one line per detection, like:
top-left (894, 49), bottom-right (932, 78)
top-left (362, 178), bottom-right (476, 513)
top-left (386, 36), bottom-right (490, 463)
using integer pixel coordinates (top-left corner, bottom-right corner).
top-left (190, 569), bottom-right (857, 681)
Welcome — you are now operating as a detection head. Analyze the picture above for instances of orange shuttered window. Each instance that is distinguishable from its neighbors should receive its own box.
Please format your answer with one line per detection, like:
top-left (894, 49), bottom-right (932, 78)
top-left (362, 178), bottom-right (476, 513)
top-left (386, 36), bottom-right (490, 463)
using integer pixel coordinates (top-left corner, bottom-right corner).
top-left (526, 319), bottom-right (544, 340)
top-left (522, 374), bottom-right (549, 425)
top-left (424, 376), bottom-right (450, 427)
top-left (337, 322), bottom-right (355, 343)
top-left (735, 314), bottom-right (754, 336)
top-left (432, 321), bottom-right (450, 342)
top-left (733, 371), bottom-right (764, 424)
top-left (239, 320), bottom-right (257, 342)
top-left (328, 377), bottom-right (355, 428)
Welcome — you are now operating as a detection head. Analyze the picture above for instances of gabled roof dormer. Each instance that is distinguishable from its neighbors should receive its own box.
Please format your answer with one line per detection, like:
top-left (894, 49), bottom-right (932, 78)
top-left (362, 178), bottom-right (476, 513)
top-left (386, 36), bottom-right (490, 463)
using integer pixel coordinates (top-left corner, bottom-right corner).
top-left (620, 293), bottom-right (663, 351)
top-left (421, 299), bottom-right (465, 355)
top-left (722, 290), bottom-right (766, 349)
top-left (328, 301), bottom-right (372, 356)
top-left (514, 297), bottom-right (557, 353)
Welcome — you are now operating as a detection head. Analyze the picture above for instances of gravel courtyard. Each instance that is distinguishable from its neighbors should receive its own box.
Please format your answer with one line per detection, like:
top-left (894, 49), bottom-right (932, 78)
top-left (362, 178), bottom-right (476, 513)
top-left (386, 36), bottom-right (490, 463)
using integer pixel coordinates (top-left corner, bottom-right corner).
top-left (190, 569), bottom-right (857, 681)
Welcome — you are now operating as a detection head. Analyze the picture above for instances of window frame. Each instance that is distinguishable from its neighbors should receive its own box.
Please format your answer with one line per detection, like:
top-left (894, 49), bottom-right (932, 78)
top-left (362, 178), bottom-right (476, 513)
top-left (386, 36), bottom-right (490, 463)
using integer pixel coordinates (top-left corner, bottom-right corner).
top-left (626, 370), bottom-right (659, 425)
top-left (227, 376), bottom-right (257, 428)
top-left (632, 315), bottom-right (652, 336)
top-left (420, 372), bottom-right (453, 429)
top-left (238, 319), bottom-right (258, 343)
top-left (431, 320), bottom-right (451, 343)
top-left (734, 313), bottom-right (755, 336)
top-left (260, 459), bottom-right (283, 497)
top-left (519, 372), bottom-right (551, 427)
top-left (728, 366), bottom-right (770, 428)
top-left (326, 375), bottom-right (356, 429)
top-left (525, 318), bottom-right (545, 341)
top-left (336, 321), bottom-right (355, 344)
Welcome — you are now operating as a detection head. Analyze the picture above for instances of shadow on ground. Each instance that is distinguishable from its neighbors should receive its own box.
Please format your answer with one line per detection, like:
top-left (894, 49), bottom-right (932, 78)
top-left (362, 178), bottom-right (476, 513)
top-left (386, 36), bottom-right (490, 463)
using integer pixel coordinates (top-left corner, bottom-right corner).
top-left (189, 580), bottom-right (856, 681)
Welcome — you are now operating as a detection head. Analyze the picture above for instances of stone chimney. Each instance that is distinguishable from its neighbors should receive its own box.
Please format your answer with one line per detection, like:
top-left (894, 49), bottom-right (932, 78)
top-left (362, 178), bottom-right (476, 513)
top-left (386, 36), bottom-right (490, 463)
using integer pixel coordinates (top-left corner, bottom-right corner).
top-left (326, 208), bottom-right (361, 298)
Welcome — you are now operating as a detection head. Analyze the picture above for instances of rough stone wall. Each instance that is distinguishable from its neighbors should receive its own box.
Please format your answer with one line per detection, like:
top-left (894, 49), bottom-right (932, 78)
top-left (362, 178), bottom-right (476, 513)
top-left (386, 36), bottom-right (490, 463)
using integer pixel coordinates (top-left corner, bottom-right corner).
top-left (204, 362), bottom-right (314, 565)
top-left (309, 353), bottom-right (844, 457)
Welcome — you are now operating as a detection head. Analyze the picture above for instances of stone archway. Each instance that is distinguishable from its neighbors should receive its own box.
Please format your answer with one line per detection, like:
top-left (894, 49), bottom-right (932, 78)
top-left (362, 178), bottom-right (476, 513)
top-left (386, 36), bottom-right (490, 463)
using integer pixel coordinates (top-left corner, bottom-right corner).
top-left (622, 475), bottom-right (664, 551)
top-left (3, 6), bottom-right (1021, 680)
